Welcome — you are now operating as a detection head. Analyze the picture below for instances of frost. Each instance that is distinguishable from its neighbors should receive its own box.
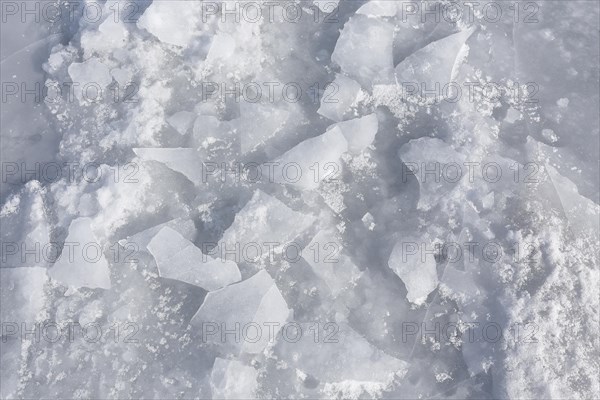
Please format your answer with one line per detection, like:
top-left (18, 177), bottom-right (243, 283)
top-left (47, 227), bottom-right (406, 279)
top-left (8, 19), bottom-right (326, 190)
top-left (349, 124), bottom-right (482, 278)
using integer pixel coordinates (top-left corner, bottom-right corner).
top-left (147, 226), bottom-right (241, 290)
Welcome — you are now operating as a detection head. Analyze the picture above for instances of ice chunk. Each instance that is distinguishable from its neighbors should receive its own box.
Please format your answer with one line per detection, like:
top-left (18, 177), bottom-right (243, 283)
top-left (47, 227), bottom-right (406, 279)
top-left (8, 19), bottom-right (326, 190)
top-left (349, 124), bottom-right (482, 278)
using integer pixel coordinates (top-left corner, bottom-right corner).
top-left (67, 58), bottom-right (113, 102)
top-left (137, 1), bottom-right (201, 47)
top-left (323, 380), bottom-right (388, 400)
top-left (332, 15), bottom-right (395, 87)
top-left (110, 68), bottom-right (133, 86)
top-left (388, 237), bottom-right (438, 305)
top-left (237, 103), bottom-right (290, 154)
top-left (303, 229), bottom-right (362, 297)
top-left (118, 217), bottom-right (196, 251)
top-left (398, 137), bottom-right (466, 211)
top-left (270, 127), bottom-right (348, 190)
top-left (546, 165), bottom-right (600, 237)
top-left (220, 190), bottom-right (316, 253)
top-left (48, 217), bottom-right (111, 292)
top-left (133, 148), bottom-right (204, 185)
top-left (191, 270), bottom-right (291, 354)
top-left (318, 74), bottom-right (361, 122)
top-left (328, 113), bottom-right (378, 154)
top-left (192, 115), bottom-right (227, 145)
top-left (313, 0), bottom-right (340, 13)
top-left (167, 111), bottom-right (196, 135)
top-left (275, 322), bottom-right (407, 382)
top-left (356, 1), bottom-right (398, 17)
top-left (396, 28), bottom-right (475, 99)
top-left (206, 33), bottom-right (236, 62)
top-left (210, 358), bottom-right (258, 399)
top-left (147, 226), bottom-right (240, 290)
top-left (98, 17), bottom-right (128, 46)
top-left (361, 212), bottom-right (375, 231)
top-left (0, 267), bottom-right (48, 323)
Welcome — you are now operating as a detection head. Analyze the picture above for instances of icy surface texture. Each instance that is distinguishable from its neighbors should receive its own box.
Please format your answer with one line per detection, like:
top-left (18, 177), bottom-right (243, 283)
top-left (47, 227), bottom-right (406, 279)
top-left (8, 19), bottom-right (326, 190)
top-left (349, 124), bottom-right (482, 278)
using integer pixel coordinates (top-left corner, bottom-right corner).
top-left (1, 1), bottom-right (599, 399)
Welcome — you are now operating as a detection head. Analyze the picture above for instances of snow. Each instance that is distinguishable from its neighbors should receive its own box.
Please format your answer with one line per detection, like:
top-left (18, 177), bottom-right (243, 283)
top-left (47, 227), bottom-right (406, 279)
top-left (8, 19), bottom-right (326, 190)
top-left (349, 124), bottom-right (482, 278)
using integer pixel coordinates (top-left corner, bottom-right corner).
top-left (133, 148), bottom-right (205, 185)
top-left (147, 226), bottom-right (241, 290)
top-left (167, 111), bottom-right (197, 136)
top-left (275, 322), bottom-right (407, 382)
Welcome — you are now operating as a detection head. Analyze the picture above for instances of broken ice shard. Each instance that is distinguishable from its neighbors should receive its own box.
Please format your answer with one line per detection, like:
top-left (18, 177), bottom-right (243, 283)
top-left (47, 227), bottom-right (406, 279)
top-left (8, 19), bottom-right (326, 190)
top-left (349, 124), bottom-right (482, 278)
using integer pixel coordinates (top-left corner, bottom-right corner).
top-left (317, 74), bottom-right (361, 122)
top-left (1, 267), bottom-right (48, 324)
top-left (147, 226), bottom-right (241, 291)
top-left (327, 113), bottom-right (378, 155)
top-left (133, 148), bottom-right (204, 185)
top-left (275, 322), bottom-right (407, 383)
top-left (332, 15), bottom-right (395, 87)
top-left (398, 137), bottom-right (466, 211)
top-left (191, 269), bottom-right (291, 355)
top-left (302, 229), bottom-right (362, 297)
top-left (388, 237), bottom-right (438, 306)
top-left (210, 358), bottom-right (258, 399)
top-left (270, 127), bottom-right (348, 190)
top-left (396, 28), bottom-right (475, 102)
top-left (220, 190), bottom-right (316, 255)
top-left (48, 217), bottom-right (111, 292)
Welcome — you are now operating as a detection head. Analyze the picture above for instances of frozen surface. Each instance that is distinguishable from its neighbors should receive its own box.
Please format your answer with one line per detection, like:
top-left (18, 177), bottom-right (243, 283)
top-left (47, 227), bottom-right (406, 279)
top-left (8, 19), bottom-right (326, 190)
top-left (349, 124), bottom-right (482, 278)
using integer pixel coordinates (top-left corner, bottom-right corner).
top-left (1, 0), bottom-right (599, 398)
